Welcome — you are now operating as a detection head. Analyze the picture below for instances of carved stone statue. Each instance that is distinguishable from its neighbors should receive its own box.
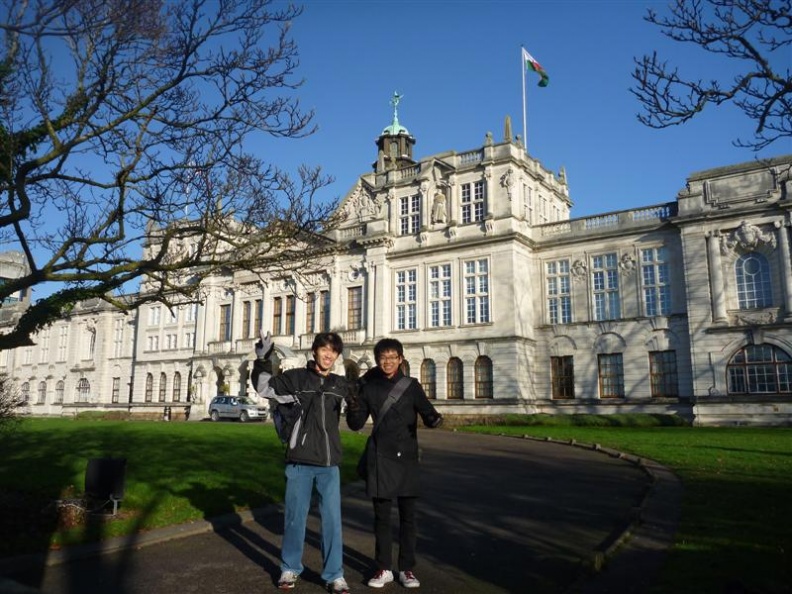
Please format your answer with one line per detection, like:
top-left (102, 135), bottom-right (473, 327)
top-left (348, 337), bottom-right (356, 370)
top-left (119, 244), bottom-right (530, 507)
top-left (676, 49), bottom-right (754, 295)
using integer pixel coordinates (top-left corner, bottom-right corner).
top-left (431, 190), bottom-right (447, 224)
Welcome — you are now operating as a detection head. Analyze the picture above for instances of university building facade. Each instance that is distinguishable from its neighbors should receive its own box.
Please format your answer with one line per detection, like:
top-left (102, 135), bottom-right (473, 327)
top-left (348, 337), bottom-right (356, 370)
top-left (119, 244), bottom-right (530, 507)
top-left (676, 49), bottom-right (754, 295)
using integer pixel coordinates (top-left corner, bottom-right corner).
top-left (2, 110), bottom-right (791, 426)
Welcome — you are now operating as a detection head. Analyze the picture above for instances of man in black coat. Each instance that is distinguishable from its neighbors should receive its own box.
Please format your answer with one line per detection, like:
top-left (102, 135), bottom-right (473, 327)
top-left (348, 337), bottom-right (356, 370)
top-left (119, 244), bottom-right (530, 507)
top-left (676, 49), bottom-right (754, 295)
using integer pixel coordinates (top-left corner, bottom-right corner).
top-left (347, 338), bottom-right (442, 589)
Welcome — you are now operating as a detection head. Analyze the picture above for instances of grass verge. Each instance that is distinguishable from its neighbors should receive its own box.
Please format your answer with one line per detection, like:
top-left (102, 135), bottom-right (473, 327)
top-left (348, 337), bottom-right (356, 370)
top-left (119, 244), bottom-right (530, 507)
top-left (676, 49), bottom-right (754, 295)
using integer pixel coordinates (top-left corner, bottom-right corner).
top-left (461, 415), bottom-right (792, 594)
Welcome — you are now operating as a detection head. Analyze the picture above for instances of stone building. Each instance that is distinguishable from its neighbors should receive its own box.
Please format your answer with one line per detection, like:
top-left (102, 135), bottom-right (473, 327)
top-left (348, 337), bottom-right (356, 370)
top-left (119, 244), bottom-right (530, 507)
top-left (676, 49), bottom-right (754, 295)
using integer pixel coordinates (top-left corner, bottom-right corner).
top-left (2, 105), bottom-right (790, 425)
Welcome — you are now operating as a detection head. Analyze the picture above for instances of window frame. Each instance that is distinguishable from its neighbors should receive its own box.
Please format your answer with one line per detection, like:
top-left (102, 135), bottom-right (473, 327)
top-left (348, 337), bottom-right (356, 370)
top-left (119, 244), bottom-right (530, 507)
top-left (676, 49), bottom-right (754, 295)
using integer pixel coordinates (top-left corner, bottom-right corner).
top-left (474, 356), bottom-right (493, 399)
top-left (649, 350), bottom-right (679, 397)
top-left (447, 357), bottom-right (464, 399)
top-left (597, 353), bottom-right (625, 398)
top-left (420, 359), bottom-right (436, 399)
top-left (551, 355), bottom-right (575, 399)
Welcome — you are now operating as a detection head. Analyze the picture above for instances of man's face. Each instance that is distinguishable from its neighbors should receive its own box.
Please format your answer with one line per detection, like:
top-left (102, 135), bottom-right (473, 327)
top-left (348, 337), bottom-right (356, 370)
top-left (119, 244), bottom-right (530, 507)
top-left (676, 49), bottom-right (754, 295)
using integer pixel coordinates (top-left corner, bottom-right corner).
top-left (313, 345), bottom-right (340, 374)
top-left (377, 349), bottom-right (402, 379)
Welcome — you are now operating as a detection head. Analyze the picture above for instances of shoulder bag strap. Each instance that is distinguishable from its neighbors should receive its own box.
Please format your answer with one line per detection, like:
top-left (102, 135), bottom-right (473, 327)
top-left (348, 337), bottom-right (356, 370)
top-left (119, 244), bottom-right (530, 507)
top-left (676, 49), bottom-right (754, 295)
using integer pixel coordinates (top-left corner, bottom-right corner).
top-left (371, 376), bottom-right (412, 435)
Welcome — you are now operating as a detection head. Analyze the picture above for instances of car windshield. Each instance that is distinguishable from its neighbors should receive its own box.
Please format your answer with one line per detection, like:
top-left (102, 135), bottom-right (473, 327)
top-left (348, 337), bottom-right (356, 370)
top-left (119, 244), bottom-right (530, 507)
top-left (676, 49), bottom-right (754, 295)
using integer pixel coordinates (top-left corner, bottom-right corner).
top-left (236, 397), bottom-right (253, 405)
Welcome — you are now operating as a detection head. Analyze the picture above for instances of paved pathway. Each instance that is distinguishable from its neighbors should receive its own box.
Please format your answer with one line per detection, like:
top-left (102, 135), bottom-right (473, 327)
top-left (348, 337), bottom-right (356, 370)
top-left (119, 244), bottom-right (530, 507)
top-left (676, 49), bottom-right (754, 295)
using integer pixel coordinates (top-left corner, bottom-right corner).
top-left (0, 430), bottom-right (681, 594)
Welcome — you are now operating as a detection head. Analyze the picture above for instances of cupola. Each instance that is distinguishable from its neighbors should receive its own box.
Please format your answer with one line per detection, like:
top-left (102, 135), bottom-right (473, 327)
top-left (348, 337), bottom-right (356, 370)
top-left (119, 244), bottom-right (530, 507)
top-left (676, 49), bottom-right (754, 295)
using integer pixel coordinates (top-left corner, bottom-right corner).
top-left (373, 91), bottom-right (416, 173)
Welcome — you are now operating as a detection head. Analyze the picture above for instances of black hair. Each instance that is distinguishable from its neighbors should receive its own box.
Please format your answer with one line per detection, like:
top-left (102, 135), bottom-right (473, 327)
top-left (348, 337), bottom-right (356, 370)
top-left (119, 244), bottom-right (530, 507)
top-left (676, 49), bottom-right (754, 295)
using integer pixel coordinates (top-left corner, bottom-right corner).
top-left (374, 337), bottom-right (403, 360)
top-left (311, 332), bottom-right (344, 354)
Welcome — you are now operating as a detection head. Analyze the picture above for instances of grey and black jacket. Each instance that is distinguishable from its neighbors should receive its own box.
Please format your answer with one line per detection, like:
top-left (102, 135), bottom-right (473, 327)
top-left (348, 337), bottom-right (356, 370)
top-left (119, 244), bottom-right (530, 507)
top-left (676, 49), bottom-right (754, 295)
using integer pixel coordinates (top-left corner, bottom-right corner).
top-left (252, 358), bottom-right (349, 467)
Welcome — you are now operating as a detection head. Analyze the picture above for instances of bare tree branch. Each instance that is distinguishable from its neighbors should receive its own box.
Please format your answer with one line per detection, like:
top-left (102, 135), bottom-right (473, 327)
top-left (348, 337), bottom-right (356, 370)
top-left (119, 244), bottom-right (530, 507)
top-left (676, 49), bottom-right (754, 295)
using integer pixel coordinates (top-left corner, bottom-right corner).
top-left (631, 0), bottom-right (792, 151)
top-left (0, 0), bottom-right (339, 350)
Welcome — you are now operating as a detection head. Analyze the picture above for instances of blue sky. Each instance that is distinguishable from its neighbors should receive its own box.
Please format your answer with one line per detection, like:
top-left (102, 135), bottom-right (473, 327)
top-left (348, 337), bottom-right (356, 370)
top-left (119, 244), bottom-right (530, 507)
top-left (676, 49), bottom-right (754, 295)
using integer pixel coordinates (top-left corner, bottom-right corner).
top-left (264, 0), bottom-right (790, 217)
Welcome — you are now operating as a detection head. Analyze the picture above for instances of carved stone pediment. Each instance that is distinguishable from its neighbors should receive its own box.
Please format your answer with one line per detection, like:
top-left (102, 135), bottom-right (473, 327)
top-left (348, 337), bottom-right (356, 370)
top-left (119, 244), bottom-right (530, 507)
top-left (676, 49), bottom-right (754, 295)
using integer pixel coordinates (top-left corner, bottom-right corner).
top-left (343, 184), bottom-right (381, 222)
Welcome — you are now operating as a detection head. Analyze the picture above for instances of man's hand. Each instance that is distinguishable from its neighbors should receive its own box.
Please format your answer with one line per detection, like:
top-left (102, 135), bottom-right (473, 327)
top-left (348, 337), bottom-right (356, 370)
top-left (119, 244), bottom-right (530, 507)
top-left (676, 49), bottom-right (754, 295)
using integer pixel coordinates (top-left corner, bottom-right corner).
top-left (255, 330), bottom-right (275, 360)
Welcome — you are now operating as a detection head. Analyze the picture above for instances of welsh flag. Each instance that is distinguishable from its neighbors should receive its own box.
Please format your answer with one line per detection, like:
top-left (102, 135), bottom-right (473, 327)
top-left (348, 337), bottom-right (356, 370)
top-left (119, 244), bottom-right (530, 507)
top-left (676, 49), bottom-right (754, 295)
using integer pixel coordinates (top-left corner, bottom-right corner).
top-left (523, 48), bottom-right (549, 87)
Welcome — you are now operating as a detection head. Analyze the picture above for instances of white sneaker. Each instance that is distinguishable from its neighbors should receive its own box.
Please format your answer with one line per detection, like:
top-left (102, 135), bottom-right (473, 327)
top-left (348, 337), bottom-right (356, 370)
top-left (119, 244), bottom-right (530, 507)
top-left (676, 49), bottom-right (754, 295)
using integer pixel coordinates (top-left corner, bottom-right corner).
top-left (278, 570), bottom-right (298, 590)
top-left (327, 577), bottom-right (351, 593)
top-left (399, 571), bottom-right (420, 588)
top-left (367, 569), bottom-right (394, 588)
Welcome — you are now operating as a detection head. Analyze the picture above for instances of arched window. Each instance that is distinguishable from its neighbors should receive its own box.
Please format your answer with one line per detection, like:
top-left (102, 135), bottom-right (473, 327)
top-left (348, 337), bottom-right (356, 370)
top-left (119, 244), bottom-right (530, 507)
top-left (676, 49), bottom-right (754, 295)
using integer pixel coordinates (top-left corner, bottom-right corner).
top-left (55, 380), bottom-right (65, 404)
top-left (420, 359), bottom-right (436, 399)
top-left (145, 373), bottom-right (153, 402)
top-left (37, 381), bottom-right (47, 404)
top-left (76, 378), bottom-right (90, 402)
top-left (727, 344), bottom-right (791, 395)
top-left (159, 373), bottom-right (167, 402)
top-left (735, 253), bottom-right (772, 309)
top-left (474, 356), bottom-right (493, 399)
top-left (20, 382), bottom-right (30, 403)
top-left (172, 371), bottom-right (182, 402)
top-left (447, 357), bottom-right (463, 400)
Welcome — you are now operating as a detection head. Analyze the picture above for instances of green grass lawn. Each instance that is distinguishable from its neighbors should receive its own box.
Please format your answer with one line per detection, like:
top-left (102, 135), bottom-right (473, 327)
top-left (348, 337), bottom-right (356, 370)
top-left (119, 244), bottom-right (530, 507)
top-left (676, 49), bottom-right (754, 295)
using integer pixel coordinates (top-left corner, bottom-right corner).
top-left (461, 415), bottom-right (792, 594)
top-left (2, 416), bottom-right (790, 594)
top-left (0, 418), bottom-right (367, 557)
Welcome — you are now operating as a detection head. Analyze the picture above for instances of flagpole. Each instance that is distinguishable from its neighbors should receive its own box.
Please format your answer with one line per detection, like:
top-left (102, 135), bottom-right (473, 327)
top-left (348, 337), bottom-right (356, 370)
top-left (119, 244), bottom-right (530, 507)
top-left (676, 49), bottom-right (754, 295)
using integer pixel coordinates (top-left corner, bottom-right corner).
top-left (521, 47), bottom-right (528, 153)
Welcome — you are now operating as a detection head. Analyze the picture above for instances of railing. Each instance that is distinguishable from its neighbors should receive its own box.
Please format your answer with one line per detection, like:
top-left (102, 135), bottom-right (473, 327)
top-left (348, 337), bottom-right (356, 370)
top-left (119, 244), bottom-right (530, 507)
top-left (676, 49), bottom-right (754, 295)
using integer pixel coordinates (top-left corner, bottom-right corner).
top-left (583, 213), bottom-right (619, 230)
top-left (207, 340), bottom-right (233, 354)
top-left (539, 202), bottom-right (677, 238)
top-left (459, 150), bottom-right (483, 165)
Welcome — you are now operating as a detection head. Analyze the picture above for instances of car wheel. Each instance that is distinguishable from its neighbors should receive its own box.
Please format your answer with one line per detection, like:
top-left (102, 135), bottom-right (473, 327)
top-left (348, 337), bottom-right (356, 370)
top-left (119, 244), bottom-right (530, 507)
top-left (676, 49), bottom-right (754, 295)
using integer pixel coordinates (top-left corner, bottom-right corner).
top-left (239, 411), bottom-right (249, 423)
top-left (210, 410), bottom-right (220, 422)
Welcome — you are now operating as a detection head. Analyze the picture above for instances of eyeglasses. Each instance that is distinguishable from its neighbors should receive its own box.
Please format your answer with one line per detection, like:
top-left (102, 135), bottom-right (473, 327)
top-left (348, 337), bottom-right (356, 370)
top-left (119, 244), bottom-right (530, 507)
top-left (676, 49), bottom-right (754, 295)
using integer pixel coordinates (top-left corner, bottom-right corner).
top-left (378, 355), bottom-right (401, 362)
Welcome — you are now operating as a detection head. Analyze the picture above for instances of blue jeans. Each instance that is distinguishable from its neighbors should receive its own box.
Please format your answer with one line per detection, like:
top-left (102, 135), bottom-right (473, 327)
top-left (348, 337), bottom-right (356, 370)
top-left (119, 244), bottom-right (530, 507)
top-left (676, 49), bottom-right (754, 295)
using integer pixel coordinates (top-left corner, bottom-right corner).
top-left (281, 463), bottom-right (344, 583)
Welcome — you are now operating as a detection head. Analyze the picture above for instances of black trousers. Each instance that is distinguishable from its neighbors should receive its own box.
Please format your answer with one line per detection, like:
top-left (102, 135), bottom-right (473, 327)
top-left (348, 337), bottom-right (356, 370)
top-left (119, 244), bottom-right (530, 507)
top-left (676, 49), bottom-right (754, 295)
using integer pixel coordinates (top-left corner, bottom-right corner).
top-left (372, 496), bottom-right (417, 572)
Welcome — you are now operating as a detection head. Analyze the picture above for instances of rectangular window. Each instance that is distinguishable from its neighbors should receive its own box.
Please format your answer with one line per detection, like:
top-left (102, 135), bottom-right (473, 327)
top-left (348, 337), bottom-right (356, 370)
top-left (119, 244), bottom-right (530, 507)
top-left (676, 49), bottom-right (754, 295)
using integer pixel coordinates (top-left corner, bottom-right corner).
top-left (242, 301), bottom-right (252, 339)
top-left (546, 260), bottom-right (572, 324)
top-left (320, 290), bottom-right (330, 332)
top-left (168, 308), bottom-right (178, 324)
top-left (395, 269), bottom-right (418, 330)
top-left (464, 259), bottom-right (490, 324)
top-left (592, 253), bottom-right (620, 321)
top-left (348, 287), bottom-right (363, 330)
top-left (147, 335), bottom-right (160, 351)
top-left (38, 329), bottom-right (50, 363)
top-left (113, 319), bottom-right (124, 358)
top-left (523, 184), bottom-right (532, 221)
top-left (461, 181), bottom-right (485, 224)
top-left (306, 293), bottom-right (316, 334)
top-left (219, 304), bottom-right (232, 341)
top-left (112, 377), bottom-right (120, 404)
top-left (272, 297), bottom-right (283, 335)
top-left (184, 332), bottom-right (195, 349)
top-left (399, 194), bottom-right (421, 235)
top-left (429, 264), bottom-right (452, 328)
top-left (598, 353), bottom-right (625, 398)
top-left (641, 247), bottom-right (671, 316)
top-left (551, 356), bottom-right (575, 399)
top-left (148, 305), bottom-right (161, 326)
top-left (285, 295), bottom-right (296, 335)
top-left (254, 299), bottom-right (263, 332)
top-left (185, 303), bottom-right (198, 322)
top-left (57, 326), bottom-right (68, 362)
top-left (649, 350), bottom-right (679, 397)
top-left (166, 334), bottom-right (178, 350)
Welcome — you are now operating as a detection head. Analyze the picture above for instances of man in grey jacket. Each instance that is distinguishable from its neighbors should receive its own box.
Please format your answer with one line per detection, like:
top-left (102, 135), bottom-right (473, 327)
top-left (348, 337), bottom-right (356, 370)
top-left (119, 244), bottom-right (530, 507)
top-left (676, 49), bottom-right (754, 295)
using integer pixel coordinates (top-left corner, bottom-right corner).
top-left (252, 330), bottom-right (354, 594)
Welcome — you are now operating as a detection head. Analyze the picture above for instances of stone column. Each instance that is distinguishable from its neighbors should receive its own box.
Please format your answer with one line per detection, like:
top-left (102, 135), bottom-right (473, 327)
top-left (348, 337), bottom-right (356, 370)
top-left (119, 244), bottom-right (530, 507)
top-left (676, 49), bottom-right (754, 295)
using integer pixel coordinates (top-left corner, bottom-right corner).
top-left (706, 231), bottom-right (728, 324)
top-left (775, 221), bottom-right (792, 321)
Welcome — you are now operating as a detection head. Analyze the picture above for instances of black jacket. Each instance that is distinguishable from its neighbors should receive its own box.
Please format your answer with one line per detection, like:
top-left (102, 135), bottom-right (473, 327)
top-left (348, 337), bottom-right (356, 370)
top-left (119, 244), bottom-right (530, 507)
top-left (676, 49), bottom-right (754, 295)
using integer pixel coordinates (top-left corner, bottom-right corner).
top-left (347, 367), bottom-right (442, 498)
top-left (253, 359), bottom-right (349, 467)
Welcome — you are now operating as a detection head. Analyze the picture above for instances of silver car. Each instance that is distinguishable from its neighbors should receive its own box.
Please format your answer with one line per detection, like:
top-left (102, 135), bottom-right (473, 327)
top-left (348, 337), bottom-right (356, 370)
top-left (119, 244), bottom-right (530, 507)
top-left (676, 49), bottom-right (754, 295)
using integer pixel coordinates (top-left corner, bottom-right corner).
top-left (209, 396), bottom-right (269, 422)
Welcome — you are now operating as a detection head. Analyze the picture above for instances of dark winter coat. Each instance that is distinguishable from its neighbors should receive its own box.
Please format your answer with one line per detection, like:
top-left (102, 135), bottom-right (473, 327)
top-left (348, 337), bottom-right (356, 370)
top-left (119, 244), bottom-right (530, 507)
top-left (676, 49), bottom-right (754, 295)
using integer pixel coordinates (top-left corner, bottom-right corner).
top-left (252, 359), bottom-right (349, 467)
top-left (347, 367), bottom-right (442, 498)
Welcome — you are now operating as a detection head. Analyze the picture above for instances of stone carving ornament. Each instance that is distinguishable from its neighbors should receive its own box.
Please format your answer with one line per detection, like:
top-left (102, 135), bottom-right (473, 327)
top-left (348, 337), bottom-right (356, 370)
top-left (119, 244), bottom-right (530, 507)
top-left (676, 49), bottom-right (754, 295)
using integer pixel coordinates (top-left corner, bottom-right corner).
top-left (720, 221), bottom-right (777, 254)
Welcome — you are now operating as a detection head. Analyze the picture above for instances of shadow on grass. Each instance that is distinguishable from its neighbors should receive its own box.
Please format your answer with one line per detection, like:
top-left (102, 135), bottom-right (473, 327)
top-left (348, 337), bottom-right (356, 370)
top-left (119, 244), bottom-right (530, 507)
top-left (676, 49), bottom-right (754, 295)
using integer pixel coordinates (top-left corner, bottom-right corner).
top-left (0, 419), bottom-right (287, 593)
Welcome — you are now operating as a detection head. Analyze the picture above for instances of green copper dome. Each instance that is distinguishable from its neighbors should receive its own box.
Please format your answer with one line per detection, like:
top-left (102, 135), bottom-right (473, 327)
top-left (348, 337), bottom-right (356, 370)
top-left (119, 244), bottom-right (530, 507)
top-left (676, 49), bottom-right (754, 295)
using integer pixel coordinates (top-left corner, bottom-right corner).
top-left (382, 91), bottom-right (410, 136)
